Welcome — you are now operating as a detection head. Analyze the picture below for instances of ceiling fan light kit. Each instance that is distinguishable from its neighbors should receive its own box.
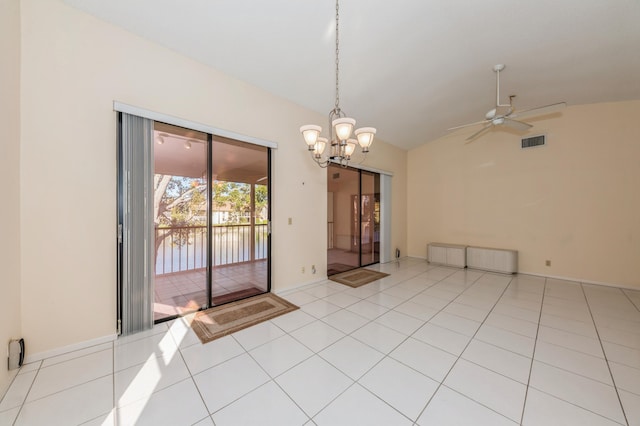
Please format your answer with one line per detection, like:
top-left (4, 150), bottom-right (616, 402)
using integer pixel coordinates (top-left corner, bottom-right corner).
top-left (300, 0), bottom-right (376, 168)
top-left (448, 64), bottom-right (566, 142)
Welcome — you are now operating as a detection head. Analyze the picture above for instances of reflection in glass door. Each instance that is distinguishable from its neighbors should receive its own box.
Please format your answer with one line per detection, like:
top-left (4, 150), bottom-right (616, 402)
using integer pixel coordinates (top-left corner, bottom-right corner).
top-left (152, 123), bottom-right (270, 322)
top-left (327, 164), bottom-right (380, 275)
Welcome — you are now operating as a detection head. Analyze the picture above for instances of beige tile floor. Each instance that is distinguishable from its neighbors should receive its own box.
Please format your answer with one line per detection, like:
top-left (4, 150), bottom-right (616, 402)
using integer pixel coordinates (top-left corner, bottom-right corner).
top-left (2, 257), bottom-right (640, 425)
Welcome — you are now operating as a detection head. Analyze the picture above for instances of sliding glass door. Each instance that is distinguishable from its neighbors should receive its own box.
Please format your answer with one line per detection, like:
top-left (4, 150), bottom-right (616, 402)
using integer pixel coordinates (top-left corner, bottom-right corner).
top-left (152, 124), bottom-right (270, 322)
top-left (327, 164), bottom-right (380, 275)
top-left (119, 118), bottom-right (270, 326)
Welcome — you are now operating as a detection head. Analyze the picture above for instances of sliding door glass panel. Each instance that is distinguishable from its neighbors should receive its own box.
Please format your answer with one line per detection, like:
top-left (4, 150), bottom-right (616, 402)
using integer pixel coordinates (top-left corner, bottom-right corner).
top-left (327, 164), bottom-right (360, 275)
top-left (360, 171), bottom-right (380, 266)
top-left (210, 137), bottom-right (269, 305)
top-left (153, 123), bottom-right (208, 321)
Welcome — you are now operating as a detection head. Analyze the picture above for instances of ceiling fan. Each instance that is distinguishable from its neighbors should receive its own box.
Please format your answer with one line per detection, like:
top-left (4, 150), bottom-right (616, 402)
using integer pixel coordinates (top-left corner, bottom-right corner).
top-left (448, 64), bottom-right (566, 142)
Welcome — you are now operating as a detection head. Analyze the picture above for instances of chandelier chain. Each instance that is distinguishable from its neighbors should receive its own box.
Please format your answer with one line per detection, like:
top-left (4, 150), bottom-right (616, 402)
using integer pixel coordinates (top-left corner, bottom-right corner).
top-left (299, 0), bottom-right (375, 168)
top-left (334, 0), bottom-right (340, 111)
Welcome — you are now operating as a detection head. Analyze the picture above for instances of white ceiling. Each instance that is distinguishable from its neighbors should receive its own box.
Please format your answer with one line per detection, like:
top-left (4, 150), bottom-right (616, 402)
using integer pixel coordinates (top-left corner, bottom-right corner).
top-left (63, 0), bottom-right (640, 150)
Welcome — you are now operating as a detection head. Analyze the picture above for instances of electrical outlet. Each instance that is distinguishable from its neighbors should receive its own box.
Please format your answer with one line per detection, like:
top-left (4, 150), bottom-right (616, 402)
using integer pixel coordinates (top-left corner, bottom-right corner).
top-left (301, 266), bottom-right (305, 273)
top-left (545, 260), bottom-right (551, 267)
top-left (311, 265), bottom-right (316, 274)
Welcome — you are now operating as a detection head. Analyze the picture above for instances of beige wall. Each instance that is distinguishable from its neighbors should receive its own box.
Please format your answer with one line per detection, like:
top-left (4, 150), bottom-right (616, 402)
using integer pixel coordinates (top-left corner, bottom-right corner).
top-left (408, 100), bottom-right (640, 289)
top-left (18, 0), bottom-right (407, 356)
top-left (0, 0), bottom-right (22, 394)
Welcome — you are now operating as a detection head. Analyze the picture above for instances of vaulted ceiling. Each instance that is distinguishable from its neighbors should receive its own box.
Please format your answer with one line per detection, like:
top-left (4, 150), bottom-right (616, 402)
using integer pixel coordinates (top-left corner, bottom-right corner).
top-left (63, 0), bottom-right (640, 149)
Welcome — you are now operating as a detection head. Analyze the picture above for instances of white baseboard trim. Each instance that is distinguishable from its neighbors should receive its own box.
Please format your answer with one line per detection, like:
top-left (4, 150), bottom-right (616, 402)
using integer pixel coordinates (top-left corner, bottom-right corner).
top-left (519, 271), bottom-right (638, 291)
top-left (23, 333), bottom-right (118, 365)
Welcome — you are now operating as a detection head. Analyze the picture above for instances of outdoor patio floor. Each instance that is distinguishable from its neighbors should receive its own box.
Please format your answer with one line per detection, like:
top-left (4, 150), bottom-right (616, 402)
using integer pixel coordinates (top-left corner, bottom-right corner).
top-left (154, 260), bottom-right (268, 321)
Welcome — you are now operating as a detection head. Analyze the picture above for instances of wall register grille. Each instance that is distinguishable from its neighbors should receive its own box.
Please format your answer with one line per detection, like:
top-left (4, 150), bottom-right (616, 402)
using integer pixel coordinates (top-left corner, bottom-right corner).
top-left (521, 134), bottom-right (546, 149)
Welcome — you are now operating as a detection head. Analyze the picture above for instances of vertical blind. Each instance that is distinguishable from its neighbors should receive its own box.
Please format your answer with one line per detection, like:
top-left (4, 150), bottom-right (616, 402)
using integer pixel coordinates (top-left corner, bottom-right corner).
top-left (118, 112), bottom-right (154, 335)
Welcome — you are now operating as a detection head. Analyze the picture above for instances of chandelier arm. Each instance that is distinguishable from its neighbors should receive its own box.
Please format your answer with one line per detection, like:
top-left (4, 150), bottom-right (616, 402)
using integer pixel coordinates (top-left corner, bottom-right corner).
top-left (317, 158), bottom-right (331, 168)
top-left (354, 152), bottom-right (368, 165)
top-left (310, 150), bottom-right (331, 168)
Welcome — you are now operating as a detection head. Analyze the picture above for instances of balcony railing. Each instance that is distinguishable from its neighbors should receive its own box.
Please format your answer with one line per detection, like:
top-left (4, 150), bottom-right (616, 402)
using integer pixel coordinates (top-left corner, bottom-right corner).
top-left (155, 223), bottom-right (268, 275)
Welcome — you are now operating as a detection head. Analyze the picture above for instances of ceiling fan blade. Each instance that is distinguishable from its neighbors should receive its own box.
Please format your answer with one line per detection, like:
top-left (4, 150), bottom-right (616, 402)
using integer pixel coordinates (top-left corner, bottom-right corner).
top-left (510, 102), bottom-right (566, 119)
top-left (465, 124), bottom-right (492, 142)
top-left (502, 118), bottom-right (533, 131)
top-left (447, 119), bottom-right (490, 131)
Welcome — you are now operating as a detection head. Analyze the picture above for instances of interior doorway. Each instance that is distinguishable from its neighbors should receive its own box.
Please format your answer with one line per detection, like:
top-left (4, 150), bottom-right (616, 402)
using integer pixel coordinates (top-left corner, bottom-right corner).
top-left (327, 164), bottom-right (380, 275)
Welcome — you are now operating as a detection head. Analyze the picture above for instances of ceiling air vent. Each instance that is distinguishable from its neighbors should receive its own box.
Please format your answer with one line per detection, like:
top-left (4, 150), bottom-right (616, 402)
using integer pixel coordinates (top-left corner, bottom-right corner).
top-left (521, 134), bottom-right (546, 149)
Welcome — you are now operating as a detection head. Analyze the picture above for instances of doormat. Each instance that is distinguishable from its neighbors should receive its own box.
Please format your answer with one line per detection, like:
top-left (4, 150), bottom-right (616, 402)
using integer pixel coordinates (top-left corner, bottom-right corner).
top-left (329, 268), bottom-right (389, 288)
top-left (191, 293), bottom-right (298, 344)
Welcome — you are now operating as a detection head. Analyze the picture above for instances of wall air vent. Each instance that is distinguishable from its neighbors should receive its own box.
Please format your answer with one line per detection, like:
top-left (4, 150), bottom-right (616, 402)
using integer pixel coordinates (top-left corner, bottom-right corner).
top-left (521, 134), bottom-right (546, 149)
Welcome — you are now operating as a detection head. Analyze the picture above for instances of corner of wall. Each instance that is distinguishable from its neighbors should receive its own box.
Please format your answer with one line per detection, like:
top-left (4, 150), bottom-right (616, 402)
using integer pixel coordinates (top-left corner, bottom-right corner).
top-left (0, 0), bottom-right (22, 397)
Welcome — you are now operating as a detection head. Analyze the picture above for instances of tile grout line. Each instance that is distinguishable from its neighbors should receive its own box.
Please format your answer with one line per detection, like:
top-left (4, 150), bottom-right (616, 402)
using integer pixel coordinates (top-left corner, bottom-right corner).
top-left (518, 277), bottom-right (547, 425)
top-left (619, 289), bottom-right (640, 314)
top-left (4, 363), bottom-right (40, 426)
top-left (12, 360), bottom-right (48, 425)
top-left (294, 268), bottom-right (447, 358)
top-left (328, 273), bottom-right (629, 425)
top-left (0, 366), bottom-right (20, 408)
top-left (523, 284), bottom-right (626, 424)
top-left (341, 269), bottom-right (466, 423)
top-left (530, 344), bottom-right (620, 386)
top-left (168, 326), bottom-right (216, 425)
top-left (285, 266), bottom-right (457, 424)
top-left (309, 282), bottom-right (447, 423)
top-left (580, 284), bottom-right (630, 426)
top-left (291, 266), bottom-right (446, 424)
top-left (412, 272), bottom-right (516, 424)
top-left (225, 331), bottom-right (313, 421)
top-left (290, 264), bottom-right (433, 422)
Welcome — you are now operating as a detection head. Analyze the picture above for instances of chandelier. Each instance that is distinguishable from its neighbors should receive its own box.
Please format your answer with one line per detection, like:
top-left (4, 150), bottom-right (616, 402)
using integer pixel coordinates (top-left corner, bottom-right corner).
top-left (299, 0), bottom-right (376, 168)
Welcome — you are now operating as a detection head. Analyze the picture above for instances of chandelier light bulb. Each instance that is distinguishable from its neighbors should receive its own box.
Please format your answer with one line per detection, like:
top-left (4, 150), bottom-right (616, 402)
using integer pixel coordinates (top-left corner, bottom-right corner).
top-left (300, 125), bottom-right (321, 150)
top-left (314, 137), bottom-right (328, 158)
top-left (344, 139), bottom-right (357, 158)
top-left (355, 127), bottom-right (376, 152)
top-left (332, 117), bottom-right (356, 141)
